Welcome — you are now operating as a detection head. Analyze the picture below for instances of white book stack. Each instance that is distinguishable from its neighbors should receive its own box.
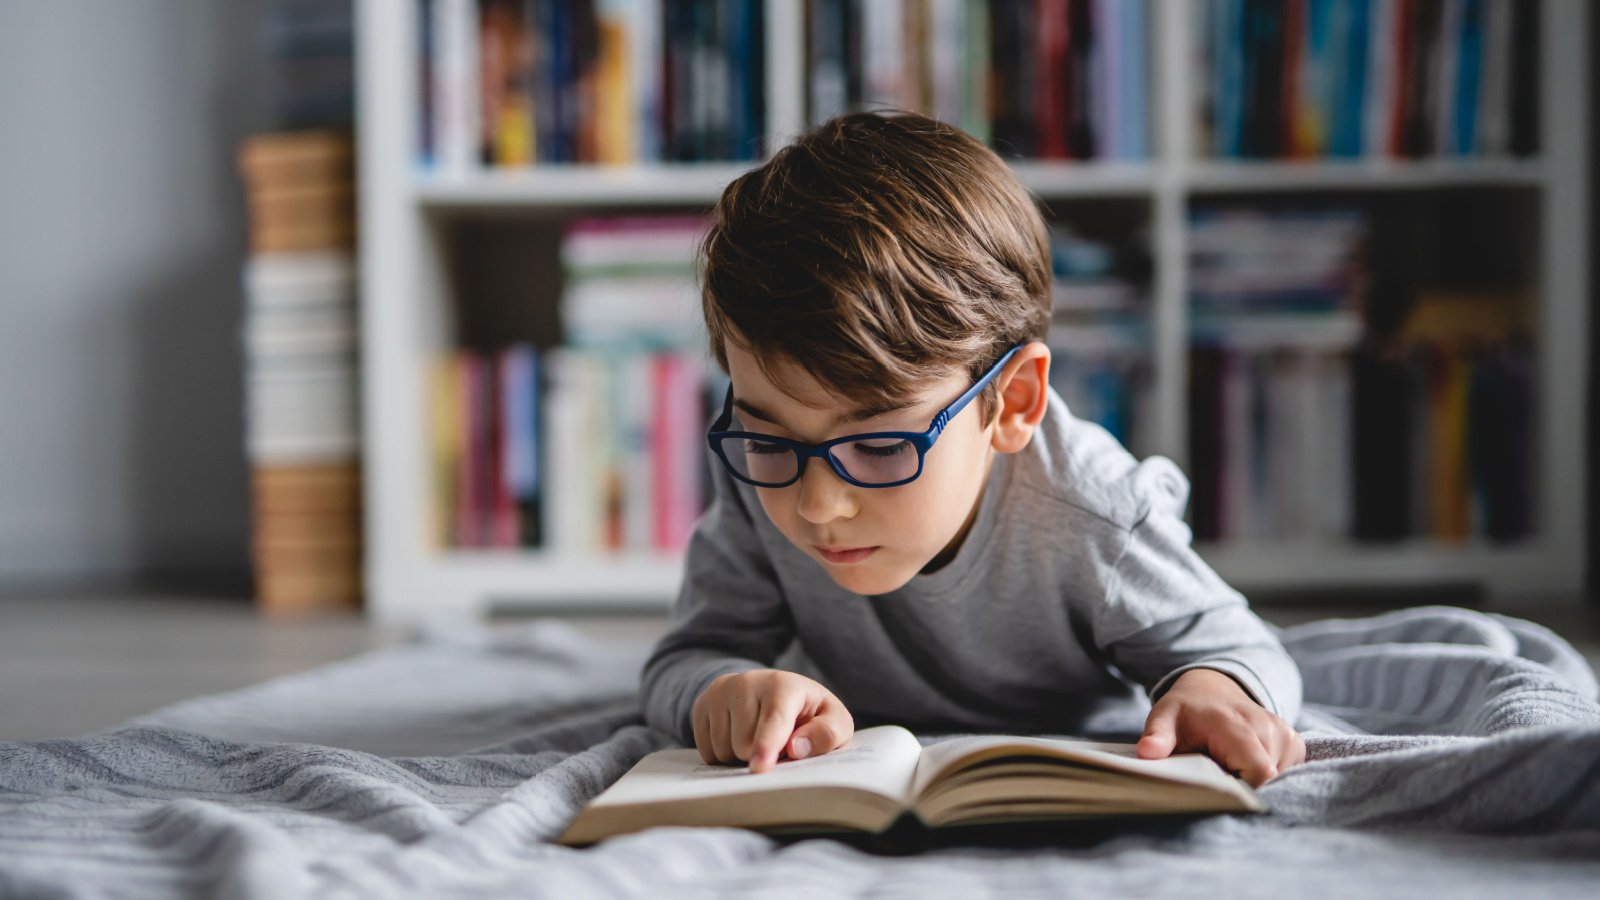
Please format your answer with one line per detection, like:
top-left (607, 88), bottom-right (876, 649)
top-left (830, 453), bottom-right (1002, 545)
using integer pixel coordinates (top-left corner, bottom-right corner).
top-left (244, 253), bottom-right (361, 463)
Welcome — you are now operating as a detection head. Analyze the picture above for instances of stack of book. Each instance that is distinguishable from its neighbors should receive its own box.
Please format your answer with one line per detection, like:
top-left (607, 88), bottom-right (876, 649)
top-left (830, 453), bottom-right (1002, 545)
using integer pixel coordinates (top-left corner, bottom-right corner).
top-left (1185, 208), bottom-right (1367, 543)
top-left (1047, 224), bottom-right (1154, 455)
top-left (419, 0), bottom-right (767, 171)
top-left (1195, 0), bottom-right (1539, 160)
top-left (807, 0), bottom-right (1149, 160)
top-left (430, 216), bottom-right (717, 557)
top-left (237, 131), bottom-right (362, 615)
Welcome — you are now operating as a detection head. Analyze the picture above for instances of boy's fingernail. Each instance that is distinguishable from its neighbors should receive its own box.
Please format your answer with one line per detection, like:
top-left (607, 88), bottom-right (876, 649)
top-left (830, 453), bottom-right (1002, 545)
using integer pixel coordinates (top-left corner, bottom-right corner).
top-left (791, 737), bottom-right (812, 759)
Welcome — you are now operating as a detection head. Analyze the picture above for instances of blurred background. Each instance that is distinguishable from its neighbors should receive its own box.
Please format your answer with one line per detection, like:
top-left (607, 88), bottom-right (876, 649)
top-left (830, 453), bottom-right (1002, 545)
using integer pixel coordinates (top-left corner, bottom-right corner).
top-left (0, 0), bottom-right (1594, 739)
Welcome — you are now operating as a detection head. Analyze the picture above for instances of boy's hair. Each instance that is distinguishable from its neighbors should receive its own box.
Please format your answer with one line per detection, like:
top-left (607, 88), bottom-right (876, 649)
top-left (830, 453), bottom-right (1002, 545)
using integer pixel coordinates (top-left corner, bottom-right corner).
top-left (700, 110), bottom-right (1052, 421)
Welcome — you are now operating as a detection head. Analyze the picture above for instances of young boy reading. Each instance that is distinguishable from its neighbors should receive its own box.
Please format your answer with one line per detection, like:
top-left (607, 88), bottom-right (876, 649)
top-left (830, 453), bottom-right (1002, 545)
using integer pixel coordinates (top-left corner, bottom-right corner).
top-left (640, 111), bottom-right (1305, 788)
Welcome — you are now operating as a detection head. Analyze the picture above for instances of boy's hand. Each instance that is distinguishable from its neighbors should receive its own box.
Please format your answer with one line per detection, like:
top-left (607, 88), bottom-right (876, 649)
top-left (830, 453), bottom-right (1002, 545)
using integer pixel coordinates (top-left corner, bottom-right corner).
top-left (1135, 667), bottom-right (1305, 787)
top-left (692, 669), bottom-right (855, 774)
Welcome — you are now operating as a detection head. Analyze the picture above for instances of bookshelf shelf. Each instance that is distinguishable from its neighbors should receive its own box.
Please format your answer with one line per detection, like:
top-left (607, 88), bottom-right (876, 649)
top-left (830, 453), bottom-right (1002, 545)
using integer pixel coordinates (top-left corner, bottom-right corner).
top-left (415, 164), bottom-right (755, 208)
top-left (435, 552), bottom-right (685, 610)
top-left (413, 160), bottom-right (1162, 211)
top-left (358, 0), bottom-right (1589, 622)
top-left (1198, 541), bottom-right (1569, 596)
top-left (1181, 158), bottom-right (1548, 193)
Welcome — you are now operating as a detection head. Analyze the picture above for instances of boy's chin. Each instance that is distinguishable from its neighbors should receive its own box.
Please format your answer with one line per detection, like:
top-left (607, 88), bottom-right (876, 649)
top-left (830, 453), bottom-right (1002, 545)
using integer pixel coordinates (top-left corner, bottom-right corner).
top-left (818, 558), bottom-right (919, 597)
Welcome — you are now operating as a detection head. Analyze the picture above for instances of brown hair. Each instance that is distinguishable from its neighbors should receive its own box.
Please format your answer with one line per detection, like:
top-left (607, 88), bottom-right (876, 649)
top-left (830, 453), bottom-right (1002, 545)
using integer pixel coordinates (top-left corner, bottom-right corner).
top-left (700, 110), bottom-right (1052, 419)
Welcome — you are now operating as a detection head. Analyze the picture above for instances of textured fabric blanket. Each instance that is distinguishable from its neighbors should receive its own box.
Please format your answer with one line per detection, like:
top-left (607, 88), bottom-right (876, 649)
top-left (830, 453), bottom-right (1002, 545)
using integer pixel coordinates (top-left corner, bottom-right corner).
top-left (2, 605), bottom-right (1598, 899)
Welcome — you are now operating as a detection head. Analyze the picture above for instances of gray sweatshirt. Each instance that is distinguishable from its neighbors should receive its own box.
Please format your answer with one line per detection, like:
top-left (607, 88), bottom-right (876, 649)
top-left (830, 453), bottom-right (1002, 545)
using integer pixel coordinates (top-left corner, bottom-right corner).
top-left (641, 389), bottom-right (1302, 745)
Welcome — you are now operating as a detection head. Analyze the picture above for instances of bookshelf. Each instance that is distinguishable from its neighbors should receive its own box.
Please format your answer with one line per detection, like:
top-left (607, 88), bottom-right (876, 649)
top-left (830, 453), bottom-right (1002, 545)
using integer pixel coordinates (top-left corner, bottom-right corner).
top-left (357, 0), bottom-right (1589, 622)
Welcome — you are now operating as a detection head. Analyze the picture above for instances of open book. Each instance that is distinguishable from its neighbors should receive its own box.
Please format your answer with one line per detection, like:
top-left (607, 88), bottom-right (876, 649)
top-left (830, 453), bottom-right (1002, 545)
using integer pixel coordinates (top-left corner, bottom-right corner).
top-left (559, 725), bottom-right (1263, 845)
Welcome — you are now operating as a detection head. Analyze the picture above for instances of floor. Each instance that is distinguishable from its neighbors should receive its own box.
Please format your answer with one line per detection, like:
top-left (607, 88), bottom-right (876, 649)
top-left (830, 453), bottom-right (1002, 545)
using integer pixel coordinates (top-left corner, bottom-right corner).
top-left (2, 586), bottom-right (1597, 742)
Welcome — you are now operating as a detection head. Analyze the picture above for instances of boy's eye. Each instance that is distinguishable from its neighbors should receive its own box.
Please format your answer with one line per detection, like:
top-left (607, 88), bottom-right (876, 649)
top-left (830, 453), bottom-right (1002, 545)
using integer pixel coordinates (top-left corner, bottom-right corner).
top-left (849, 439), bottom-right (912, 458)
top-left (742, 439), bottom-right (788, 455)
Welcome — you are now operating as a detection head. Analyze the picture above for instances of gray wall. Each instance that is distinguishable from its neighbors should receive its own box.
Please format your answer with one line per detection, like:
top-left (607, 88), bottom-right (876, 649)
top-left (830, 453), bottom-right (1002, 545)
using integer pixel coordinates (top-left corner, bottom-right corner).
top-left (0, 2), bottom-right (271, 587)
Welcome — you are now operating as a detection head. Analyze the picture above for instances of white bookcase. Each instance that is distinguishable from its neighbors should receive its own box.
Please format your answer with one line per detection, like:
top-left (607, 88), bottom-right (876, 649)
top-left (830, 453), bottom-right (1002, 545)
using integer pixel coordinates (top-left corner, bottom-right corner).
top-left (356, 0), bottom-right (1589, 622)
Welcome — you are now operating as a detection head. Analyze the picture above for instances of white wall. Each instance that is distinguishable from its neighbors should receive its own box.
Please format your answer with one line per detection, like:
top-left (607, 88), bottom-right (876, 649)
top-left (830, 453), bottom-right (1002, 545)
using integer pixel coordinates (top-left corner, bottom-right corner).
top-left (0, 1), bottom-right (273, 586)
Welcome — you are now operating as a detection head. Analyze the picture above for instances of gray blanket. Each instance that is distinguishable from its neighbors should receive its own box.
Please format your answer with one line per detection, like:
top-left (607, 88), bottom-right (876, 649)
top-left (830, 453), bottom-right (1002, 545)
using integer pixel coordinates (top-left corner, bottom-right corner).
top-left (2, 606), bottom-right (1598, 899)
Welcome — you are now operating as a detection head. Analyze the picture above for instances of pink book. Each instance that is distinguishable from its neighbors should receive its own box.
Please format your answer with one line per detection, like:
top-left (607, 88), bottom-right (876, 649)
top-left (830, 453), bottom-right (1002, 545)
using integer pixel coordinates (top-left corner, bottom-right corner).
top-left (650, 354), bottom-right (677, 553)
top-left (456, 350), bottom-right (479, 549)
top-left (492, 349), bottom-right (521, 549)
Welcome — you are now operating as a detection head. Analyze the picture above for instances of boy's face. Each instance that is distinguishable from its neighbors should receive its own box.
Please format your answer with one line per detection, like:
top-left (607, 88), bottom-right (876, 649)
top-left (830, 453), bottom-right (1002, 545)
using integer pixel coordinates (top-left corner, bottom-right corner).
top-left (723, 343), bottom-right (999, 596)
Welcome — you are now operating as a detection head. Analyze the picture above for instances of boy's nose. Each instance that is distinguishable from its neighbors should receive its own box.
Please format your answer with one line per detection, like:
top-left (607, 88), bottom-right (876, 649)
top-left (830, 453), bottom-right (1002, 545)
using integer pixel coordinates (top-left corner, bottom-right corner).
top-left (795, 456), bottom-right (858, 525)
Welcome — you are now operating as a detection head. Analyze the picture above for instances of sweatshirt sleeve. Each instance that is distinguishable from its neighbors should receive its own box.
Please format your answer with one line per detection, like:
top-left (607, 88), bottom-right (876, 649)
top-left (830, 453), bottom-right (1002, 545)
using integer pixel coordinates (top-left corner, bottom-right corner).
top-left (639, 460), bottom-right (797, 746)
top-left (1095, 458), bottom-right (1303, 725)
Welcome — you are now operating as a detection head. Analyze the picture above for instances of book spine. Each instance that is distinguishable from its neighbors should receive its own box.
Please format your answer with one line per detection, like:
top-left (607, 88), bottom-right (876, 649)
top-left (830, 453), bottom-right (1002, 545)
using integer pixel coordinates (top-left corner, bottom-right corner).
top-left (418, 0), bottom-right (437, 169)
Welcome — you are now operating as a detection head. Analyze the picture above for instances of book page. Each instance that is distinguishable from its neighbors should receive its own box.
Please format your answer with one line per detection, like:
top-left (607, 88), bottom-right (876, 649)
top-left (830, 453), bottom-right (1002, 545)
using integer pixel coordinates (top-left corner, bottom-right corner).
top-left (909, 734), bottom-right (1257, 806)
top-left (586, 724), bottom-right (925, 809)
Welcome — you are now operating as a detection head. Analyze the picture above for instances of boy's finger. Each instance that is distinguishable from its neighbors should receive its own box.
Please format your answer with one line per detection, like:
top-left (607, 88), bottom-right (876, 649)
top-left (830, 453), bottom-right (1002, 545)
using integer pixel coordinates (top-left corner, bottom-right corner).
top-left (1136, 702), bottom-right (1180, 759)
top-left (746, 693), bottom-right (803, 774)
top-left (1218, 734), bottom-right (1277, 787)
top-left (788, 700), bottom-right (852, 760)
top-left (710, 707), bottom-right (734, 764)
top-left (691, 708), bottom-right (716, 765)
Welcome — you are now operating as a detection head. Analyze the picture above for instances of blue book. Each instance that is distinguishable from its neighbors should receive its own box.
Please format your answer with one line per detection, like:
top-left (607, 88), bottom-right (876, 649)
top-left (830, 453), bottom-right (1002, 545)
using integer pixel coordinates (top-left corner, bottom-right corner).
top-left (725, 0), bottom-right (763, 161)
top-left (1212, 0), bottom-right (1247, 157)
top-left (1454, 0), bottom-right (1484, 154)
top-left (1328, 0), bottom-right (1370, 156)
top-left (1118, 0), bottom-right (1149, 159)
top-left (417, 0), bottom-right (435, 170)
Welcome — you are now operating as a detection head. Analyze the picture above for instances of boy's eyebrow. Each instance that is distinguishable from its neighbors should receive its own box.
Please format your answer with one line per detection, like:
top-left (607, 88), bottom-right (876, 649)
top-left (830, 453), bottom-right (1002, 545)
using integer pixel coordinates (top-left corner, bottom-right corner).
top-left (733, 396), bottom-right (919, 430)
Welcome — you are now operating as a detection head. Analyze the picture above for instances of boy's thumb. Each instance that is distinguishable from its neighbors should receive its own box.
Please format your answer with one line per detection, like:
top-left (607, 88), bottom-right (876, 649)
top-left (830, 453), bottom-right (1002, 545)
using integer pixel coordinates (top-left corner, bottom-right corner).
top-left (1137, 705), bottom-right (1179, 759)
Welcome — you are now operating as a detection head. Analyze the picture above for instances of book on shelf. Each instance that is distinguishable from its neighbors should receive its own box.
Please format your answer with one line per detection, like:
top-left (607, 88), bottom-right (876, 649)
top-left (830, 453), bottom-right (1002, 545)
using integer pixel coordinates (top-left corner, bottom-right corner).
top-left (1184, 207), bottom-right (1366, 544)
top-left (558, 724), bottom-right (1261, 845)
top-left (1197, 0), bottom-right (1539, 161)
top-left (419, 0), bottom-right (766, 171)
top-left (432, 342), bottom-right (714, 555)
top-left (809, 0), bottom-right (1148, 160)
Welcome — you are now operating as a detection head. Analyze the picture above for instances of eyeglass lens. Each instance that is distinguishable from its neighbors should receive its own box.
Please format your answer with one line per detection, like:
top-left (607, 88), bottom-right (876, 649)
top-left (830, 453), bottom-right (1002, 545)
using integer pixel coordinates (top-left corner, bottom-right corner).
top-left (718, 436), bottom-right (920, 486)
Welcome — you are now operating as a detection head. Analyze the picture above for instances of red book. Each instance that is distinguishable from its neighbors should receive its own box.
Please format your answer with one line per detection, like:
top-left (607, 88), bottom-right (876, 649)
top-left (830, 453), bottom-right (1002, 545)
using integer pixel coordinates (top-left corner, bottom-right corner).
top-left (1390, 0), bottom-right (1417, 157)
top-left (1281, 0), bottom-right (1305, 157)
top-left (1033, 0), bottom-right (1072, 159)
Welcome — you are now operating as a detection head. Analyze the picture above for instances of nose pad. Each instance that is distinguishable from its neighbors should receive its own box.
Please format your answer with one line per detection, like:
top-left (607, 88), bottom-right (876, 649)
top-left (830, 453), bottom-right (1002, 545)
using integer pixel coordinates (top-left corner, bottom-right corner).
top-left (795, 454), bottom-right (856, 524)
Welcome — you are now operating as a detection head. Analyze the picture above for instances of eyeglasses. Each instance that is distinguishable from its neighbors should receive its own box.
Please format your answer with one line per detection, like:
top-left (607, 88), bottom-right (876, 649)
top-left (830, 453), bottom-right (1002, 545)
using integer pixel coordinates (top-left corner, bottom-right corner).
top-left (706, 344), bottom-right (1024, 489)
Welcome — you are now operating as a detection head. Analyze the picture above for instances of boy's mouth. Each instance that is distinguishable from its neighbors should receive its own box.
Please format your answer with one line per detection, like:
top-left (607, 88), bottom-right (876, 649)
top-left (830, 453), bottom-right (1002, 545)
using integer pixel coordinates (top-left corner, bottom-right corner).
top-left (814, 545), bottom-right (878, 565)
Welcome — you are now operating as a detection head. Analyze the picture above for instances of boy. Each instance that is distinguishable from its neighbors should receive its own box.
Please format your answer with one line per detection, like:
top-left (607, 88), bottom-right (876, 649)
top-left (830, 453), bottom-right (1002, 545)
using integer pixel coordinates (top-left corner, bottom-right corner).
top-left (641, 111), bottom-right (1305, 787)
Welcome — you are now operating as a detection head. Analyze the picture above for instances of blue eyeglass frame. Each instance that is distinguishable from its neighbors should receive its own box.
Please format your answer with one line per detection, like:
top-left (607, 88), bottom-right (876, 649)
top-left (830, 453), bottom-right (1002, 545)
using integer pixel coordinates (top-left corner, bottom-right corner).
top-left (706, 344), bottom-right (1025, 489)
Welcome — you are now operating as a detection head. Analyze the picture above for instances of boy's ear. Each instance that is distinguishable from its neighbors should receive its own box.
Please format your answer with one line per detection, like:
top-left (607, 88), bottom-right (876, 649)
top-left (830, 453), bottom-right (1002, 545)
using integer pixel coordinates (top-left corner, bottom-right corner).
top-left (990, 341), bottom-right (1051, 454)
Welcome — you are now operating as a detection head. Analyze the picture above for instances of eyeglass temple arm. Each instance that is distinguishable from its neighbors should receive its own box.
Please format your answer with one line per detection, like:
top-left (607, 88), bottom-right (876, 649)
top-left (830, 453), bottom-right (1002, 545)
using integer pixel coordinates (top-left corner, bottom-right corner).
top-left (929, 343), bottom-right (1025, 438)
